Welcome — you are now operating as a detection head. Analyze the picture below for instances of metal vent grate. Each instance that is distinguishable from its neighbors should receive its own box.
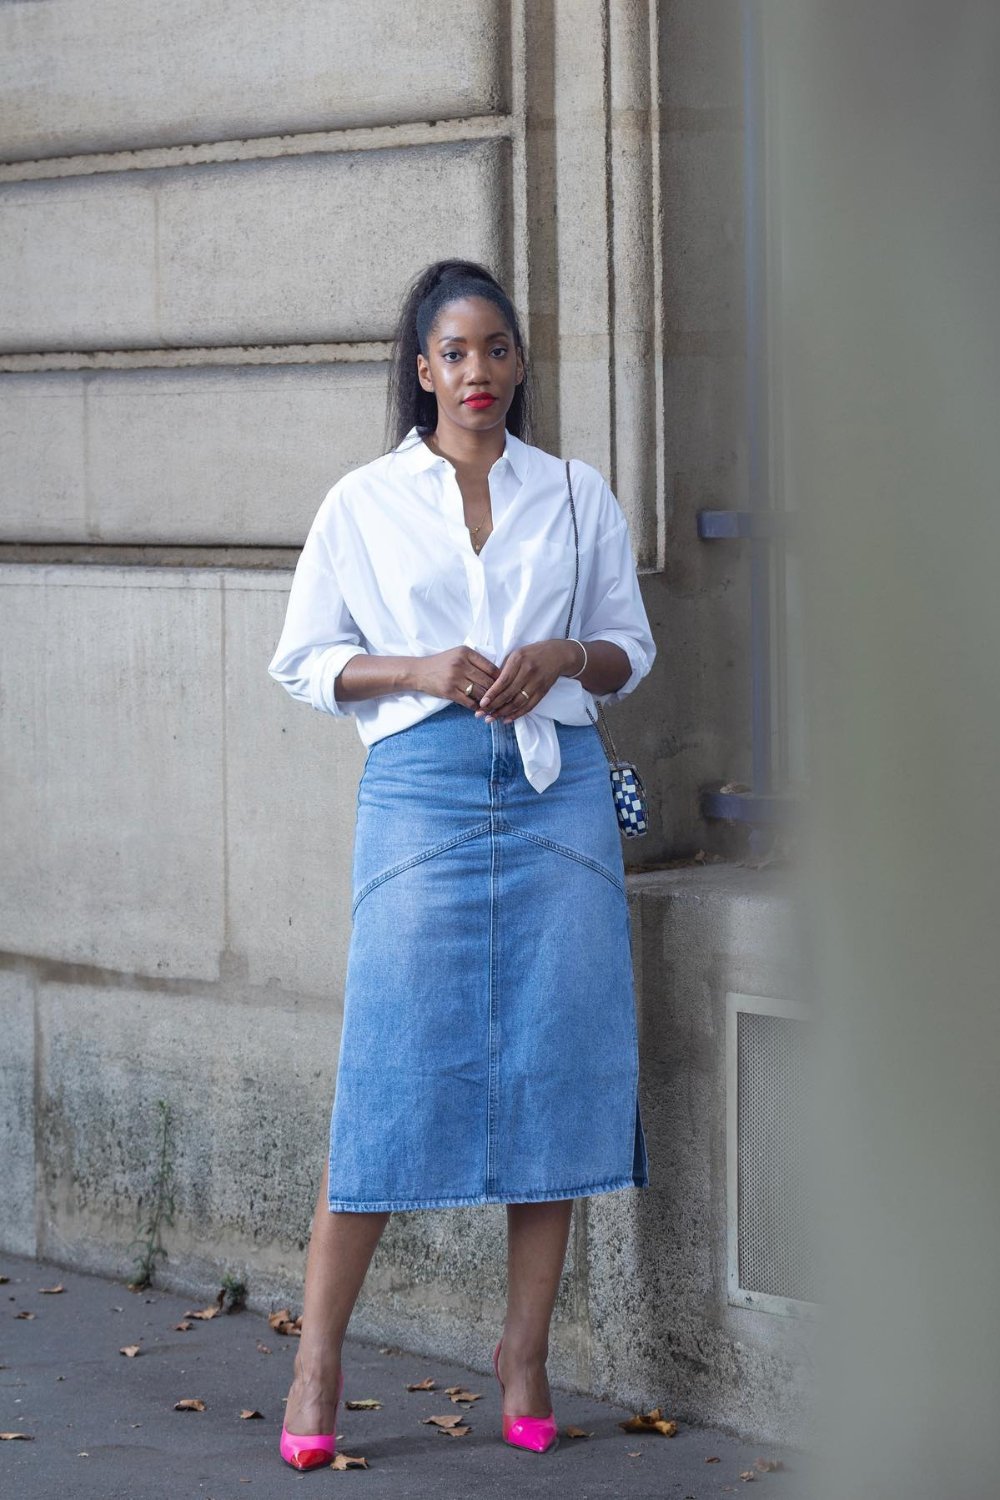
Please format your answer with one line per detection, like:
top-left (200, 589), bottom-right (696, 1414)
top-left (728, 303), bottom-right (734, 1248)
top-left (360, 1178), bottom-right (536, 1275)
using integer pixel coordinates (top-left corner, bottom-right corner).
top-left (736, 1008), bottom-right (817, 1305)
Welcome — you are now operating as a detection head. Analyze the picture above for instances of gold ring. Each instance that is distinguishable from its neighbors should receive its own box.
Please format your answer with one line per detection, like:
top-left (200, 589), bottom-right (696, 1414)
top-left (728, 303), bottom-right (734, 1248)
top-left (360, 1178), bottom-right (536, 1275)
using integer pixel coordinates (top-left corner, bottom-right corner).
top-left (520, 689), bottom-right (530, 699)
top-left (465, 682), bottom-right (474, 696)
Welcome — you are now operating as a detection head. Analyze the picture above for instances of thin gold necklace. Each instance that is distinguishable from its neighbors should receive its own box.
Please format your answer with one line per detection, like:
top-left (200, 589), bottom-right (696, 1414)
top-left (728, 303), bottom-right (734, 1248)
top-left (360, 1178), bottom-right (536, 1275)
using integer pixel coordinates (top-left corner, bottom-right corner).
top-left (467, 504), bottom-right (491, 551)
top-left (425, 435), bottom-right (492, 550)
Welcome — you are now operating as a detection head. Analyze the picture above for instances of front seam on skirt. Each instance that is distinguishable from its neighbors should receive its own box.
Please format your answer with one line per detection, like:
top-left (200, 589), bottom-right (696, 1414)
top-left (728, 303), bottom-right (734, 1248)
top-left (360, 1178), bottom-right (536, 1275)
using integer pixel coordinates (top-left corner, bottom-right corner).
top-left (486, 729), bottom-right (501, 1198)
top-left (351, 820), bottom-right (492, 916)
top-left (351, 819), bottom-right (625, 919)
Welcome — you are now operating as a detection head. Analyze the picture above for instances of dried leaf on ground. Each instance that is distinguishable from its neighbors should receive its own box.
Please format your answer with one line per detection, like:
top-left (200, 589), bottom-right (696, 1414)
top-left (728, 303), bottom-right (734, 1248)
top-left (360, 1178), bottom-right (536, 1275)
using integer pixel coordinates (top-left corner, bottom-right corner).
top-left (564, 1425), bottom-right (591, 1439)
top-left (39, 1283), bottom-right (65, 1294)
top-left (438, 1424), bottom-right (471, 1437)
top-left (256, 1341), bottom-right (271, 1354)
top-left (1, 1432), bottom-right (34, 1440)
top-left (268, 1308), bottom-right (303, 1337)
top-left (422, 1413), bottom-right (467, 1429)
top-left (173, 1398), bottom-right (206, 1412)
top-left (239, 1409), bottom-right (263, 1420)
top-left (739, 1471), bottom-right (756, 1482)
top-left (119, 1344), bottom-right (141, 1358)
top-left (14, 1311), bottom-right (35, 1320)
top-left (706, 1454), bottom-right (721, 1462)
top-left (345, 1397), bottom-right (382, 1410)
top-left (332, 1452), bottom-right (369, 1469)
top-left (619, 1406), bottom-right (678, 1437)
top-left (174, 1320), bottom-right (194, 1332)
top-left (445, 1386), bottom-right (482, 1405)
top-left (183, 1306), bottom-right (219, 1321)
top-left (406, 1376), bottom-right (437, 1391)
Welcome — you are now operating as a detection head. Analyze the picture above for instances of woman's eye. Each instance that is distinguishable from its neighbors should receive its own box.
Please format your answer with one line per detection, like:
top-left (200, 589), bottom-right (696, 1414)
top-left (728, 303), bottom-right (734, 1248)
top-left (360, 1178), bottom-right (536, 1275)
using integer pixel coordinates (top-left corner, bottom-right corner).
top-left (442, 350), bottom-right (461, 361)
top-left (491, 346), bottom-right (509, 357)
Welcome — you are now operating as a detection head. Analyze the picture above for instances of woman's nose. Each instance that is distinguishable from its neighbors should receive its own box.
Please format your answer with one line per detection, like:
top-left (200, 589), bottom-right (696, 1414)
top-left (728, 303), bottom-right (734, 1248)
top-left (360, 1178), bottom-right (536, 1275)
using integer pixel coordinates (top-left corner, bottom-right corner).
top-left (465, 355), bottom-right (492, 383)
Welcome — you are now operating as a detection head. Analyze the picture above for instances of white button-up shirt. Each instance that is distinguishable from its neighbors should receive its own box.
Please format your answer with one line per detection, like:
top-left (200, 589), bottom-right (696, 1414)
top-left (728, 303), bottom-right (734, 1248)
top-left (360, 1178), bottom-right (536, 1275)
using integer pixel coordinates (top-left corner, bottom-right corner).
top-left (267, 425), bottom-right (656, 793)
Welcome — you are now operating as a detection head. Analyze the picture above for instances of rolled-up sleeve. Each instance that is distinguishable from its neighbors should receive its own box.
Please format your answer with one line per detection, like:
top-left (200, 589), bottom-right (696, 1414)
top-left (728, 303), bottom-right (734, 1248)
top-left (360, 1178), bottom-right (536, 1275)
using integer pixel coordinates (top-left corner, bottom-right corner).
top-left (578, 486), bottom-right (657, 707)
top-left (267, 494), bottom-right (369, 718)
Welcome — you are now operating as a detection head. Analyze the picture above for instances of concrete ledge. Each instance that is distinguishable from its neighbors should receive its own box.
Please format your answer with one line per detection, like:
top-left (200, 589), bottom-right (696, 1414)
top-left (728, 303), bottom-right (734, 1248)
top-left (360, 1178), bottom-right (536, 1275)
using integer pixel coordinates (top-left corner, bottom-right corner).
top-left (599, 864), bottom-right (818, 1447)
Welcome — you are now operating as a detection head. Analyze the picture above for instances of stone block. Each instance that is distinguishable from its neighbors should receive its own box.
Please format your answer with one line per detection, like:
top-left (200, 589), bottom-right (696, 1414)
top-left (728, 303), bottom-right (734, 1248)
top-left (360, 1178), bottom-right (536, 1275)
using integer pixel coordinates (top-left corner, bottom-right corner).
top-left (0, 565), bottom-right (224, 978)
top-left (0, 0), bottom-right (507, 160)
top-left (0, 364), bottom-right (388, 545)
top-left (0, 971), bottom-right (36, 1257)
top-left (0, 374), bottom-right (87, 539)
top-left (659, 0), bottom-right (743, 112)
top-left (34, 979), bottom-right (341, 1283)
top-left (224, 570), bottom-right (365, 999)
top-left (662, 130), bottom-right (745, 339)
top-left (0, 141), bottom-right (510, 352)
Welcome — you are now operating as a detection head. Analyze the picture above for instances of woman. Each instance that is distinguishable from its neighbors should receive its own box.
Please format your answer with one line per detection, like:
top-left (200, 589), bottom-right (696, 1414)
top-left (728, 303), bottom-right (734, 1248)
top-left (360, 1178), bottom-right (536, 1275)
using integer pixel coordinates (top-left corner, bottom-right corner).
top-left (267, 259), bottom-right (656, 1469)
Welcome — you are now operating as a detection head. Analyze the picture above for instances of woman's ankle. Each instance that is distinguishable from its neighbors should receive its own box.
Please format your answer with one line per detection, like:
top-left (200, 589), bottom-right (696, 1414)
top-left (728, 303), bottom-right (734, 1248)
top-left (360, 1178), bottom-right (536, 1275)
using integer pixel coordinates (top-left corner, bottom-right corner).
top-left (500, 1330), bottom-right (549, 1365)
top-left (292, 1350), bottom-right (343, 1386)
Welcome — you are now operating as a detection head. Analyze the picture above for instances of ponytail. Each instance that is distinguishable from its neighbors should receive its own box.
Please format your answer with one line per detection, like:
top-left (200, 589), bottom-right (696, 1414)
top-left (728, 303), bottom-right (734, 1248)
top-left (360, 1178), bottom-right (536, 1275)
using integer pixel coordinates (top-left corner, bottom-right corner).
top-left (383, 259), bottom-right (534, 453)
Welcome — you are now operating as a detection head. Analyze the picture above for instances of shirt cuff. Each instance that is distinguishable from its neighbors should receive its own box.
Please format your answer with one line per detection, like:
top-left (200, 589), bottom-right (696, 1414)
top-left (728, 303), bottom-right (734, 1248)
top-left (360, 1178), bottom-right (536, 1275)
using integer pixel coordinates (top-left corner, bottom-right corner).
top-left (310, 644), bottom-right (370, 717)
top-left (580, 632), bottom-right (650, 705)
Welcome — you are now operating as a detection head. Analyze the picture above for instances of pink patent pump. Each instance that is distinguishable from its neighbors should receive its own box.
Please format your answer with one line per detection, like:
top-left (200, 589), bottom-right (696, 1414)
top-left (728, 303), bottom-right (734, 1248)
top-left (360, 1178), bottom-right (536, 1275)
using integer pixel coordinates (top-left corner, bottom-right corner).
top-left (279, 1366), bottom-right (345, 1471)
top-left (492, 1337), bottom-right (560, 1453)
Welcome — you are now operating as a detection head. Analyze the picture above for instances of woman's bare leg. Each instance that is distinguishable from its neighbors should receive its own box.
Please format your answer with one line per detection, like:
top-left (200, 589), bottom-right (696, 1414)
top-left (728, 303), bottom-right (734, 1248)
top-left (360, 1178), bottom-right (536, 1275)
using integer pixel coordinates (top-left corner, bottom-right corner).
top-left (282, 1156), bottom-right (390, 1434)
top-left (498, 1199), bottom-right (575, 1417)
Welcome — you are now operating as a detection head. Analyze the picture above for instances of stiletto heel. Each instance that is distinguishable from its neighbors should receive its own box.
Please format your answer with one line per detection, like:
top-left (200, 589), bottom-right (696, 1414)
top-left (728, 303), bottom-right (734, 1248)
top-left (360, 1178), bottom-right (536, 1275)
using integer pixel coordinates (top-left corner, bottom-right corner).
top-left (279, 1366), bottom-right (345, 1471)
top-left (492, 1337), bottom-right (559, 1454)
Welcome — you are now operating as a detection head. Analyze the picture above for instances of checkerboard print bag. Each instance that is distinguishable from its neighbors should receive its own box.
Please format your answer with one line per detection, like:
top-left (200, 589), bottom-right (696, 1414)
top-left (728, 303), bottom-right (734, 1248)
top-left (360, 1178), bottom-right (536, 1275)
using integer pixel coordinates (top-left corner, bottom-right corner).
top-left (564, 459), bottom-right (649, 838)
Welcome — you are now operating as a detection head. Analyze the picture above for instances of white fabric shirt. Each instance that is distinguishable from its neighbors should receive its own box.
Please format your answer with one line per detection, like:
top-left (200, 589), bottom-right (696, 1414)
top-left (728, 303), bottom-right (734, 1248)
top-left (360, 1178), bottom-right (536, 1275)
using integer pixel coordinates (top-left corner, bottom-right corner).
top-left (267, 425), bottom-right (656, 793)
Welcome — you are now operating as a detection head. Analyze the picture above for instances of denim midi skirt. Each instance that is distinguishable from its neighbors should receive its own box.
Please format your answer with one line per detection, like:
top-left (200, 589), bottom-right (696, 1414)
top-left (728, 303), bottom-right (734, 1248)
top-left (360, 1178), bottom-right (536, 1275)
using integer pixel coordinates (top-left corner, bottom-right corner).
top-left (326, 700), bottom-right (650, 1212)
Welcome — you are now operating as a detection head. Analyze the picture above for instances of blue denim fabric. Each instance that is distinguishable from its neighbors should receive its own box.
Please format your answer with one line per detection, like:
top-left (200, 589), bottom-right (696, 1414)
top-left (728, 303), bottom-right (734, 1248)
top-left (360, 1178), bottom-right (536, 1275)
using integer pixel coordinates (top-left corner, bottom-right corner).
top-left (327, 700), bottom-right (650, 1212)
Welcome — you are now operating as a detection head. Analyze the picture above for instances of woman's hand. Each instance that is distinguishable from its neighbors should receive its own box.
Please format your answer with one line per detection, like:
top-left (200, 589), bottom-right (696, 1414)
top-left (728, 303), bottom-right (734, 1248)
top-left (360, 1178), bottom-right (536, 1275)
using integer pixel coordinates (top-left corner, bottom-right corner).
top-left (476, 640), bottom-right (581, 723)
top-left (411, 646), bottom-right (502, 708)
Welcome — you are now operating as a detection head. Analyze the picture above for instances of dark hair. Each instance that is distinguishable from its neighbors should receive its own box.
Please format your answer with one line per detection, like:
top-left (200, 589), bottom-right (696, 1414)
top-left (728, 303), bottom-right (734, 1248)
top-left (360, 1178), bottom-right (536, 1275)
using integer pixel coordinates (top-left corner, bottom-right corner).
top-left (383, 259), bottom-right (535, 452)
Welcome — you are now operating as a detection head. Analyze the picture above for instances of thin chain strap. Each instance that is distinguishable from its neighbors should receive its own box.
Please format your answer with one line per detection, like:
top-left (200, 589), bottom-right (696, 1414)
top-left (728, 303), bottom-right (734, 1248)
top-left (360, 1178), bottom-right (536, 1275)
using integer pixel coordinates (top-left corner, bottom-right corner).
top-left (563, 459), bottom-right (622, 766)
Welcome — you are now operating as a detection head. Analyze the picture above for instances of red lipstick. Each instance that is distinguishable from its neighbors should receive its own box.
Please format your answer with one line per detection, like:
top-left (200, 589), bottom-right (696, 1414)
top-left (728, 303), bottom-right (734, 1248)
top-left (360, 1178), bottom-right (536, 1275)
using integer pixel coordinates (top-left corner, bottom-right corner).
top-left (463, 394), bottom-right (497, 408)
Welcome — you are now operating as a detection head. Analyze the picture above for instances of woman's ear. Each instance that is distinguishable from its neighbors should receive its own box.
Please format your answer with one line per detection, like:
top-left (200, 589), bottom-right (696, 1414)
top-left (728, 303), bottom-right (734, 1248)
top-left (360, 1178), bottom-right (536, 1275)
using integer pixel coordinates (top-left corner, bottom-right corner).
top-left (416, 352), bottom-right (434, 392)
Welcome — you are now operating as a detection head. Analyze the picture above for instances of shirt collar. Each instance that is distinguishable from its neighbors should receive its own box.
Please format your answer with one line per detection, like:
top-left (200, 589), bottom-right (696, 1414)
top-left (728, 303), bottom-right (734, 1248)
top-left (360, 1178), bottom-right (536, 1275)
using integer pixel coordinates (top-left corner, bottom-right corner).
top-left (393, 425), bottom-right (531, 484)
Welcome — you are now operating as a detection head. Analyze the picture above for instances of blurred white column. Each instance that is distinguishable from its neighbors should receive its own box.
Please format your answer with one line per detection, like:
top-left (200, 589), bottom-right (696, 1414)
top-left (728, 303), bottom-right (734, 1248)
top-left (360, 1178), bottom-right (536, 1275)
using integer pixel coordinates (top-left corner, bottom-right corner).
top-left (774, 2), bottom-right (1000, 1494)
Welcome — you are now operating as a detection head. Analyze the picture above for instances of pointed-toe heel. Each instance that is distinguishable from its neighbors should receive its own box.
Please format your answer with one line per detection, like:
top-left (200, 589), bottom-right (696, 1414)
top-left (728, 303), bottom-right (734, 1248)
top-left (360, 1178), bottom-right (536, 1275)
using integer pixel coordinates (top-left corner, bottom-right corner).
top-left (279, 1366), bottom-right (345, 1471)
top-left (492, 1337), bottom-right (560, 1454)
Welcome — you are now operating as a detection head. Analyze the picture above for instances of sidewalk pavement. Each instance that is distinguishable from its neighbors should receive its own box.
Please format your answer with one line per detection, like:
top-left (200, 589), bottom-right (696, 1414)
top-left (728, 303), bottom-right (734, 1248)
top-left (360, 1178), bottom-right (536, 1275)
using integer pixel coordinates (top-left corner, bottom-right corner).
top-left (1, 1252), bottom-right (815, 1499)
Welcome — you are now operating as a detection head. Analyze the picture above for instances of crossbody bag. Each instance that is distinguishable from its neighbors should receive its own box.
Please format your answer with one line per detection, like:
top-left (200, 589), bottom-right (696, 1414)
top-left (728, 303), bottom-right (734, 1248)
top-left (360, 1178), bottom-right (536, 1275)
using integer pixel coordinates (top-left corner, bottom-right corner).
top-left (563, 459), bottom-right (650, 838)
